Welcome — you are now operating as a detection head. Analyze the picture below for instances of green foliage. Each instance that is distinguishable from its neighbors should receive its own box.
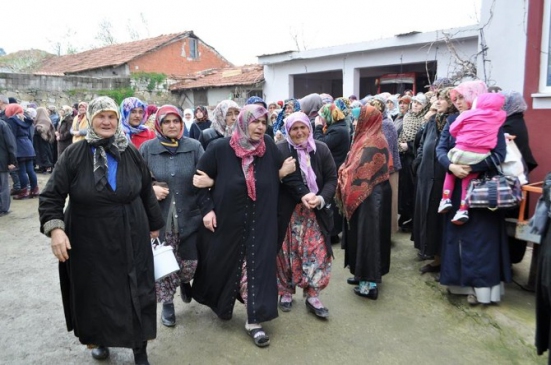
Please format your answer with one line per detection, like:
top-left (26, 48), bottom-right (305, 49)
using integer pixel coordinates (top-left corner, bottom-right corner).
top-left (98, 88), bottom-right (135, 104)
top-left (131, 72), bottom-right (167, 92)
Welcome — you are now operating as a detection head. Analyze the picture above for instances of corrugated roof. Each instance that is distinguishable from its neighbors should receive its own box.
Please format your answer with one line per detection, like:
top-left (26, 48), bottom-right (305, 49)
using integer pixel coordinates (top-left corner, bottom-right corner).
top-left (37, 32), bottom-right (191, 74)
top-left (170, 64), bottom-right (264, 90)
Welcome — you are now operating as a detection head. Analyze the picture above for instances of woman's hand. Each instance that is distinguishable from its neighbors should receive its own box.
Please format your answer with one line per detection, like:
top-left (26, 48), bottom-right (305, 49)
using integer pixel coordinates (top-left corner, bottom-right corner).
top-left (150, 230), bottom-right (160, 240)
top-left (449, 164), bottom-right (472, 179)
top-left (301, 192), bottom-right (321, 209)
top-left (203, 210), bottom-right (217, 232)
top-left (153, 185), bottom-right (169, 200)
top-left (51, 228), bottom-right (71, 262)
top-left (274, 130), bottom-right (284, 142)
top-left (279, 157), bottom-right (296, 179)
top-left (193, 170), bottom-right (214, 188)
top-left (314, 116), bottom-right (325, 127)
top-left (400, 142), bottom-right (408, 151)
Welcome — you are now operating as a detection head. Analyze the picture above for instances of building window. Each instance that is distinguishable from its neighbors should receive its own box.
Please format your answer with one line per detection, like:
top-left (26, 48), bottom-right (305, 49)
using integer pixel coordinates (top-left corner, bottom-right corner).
top-left (540, 0), bottom-right (551, 92)
top-left (189, 38), bottom-right (198, 60)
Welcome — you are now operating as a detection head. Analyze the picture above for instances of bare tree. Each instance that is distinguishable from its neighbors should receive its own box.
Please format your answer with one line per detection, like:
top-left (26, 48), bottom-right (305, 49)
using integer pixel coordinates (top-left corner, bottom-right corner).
top-left (48, 27), bottom-right (79, 56)
top-left (289, 24), bottom-right (308, 51)
top-left (95, 19), bottom-right (117, 46)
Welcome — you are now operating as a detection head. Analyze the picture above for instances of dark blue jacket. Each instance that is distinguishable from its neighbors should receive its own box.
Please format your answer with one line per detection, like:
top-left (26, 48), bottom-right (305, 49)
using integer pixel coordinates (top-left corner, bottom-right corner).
top-left (0, 119), bottom-right (17, 171)
top-left (6, 115), bottom-right (35, 159)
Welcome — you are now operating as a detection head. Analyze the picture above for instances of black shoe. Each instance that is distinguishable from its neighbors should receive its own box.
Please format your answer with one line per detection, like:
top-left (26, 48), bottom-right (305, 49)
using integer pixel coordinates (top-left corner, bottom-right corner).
top-left (419, 263), bottom-right (441, 274)
top-left (278, 296), bottom-right (292, 312)
top-left (416, 252), bottom-right (434, 261)
top-left (305, 299), bottom-right (329, 319)
top-left (91, 346), bottom-right (109, 360)
top-left (161, 302), bottom-right (175, 327)
top-left (133, 341), bottom-right (149, 365)
top-left (353, 286), bottom-right (378, 300)
top-left (330, 235), bottom-right (340, 244)
top-left (180, 282), bottom-right (192, 303)
top-left (347, 277), bottom-right (359, 285)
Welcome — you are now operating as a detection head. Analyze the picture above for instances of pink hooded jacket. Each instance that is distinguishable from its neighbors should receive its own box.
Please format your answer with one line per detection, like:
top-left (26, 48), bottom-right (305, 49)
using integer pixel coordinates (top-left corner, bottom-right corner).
top-left (449, 93), bottom-right (506, 154)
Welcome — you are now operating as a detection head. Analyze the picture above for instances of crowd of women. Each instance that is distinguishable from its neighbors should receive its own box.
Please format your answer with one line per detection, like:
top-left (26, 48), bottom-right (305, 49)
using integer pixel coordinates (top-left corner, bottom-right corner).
top-left (22, 78), bottom-right (539, 363)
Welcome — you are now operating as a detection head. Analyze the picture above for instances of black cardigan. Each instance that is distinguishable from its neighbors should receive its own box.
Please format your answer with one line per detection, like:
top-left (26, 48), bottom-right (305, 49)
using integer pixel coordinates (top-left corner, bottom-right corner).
top-left (277, 140), bottom-right (337, 257)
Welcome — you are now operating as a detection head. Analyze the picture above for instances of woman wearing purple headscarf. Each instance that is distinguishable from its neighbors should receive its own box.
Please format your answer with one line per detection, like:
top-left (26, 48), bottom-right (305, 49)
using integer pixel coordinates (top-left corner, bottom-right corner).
top-left (120, 97), bottom-right (155, 149)
top-left (276, 111), bottom-right (337, 319)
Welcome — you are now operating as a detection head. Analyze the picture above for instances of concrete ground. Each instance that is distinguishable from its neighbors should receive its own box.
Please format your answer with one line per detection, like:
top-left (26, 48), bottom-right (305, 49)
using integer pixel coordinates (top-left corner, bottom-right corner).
top-left (0, 173), bottom-right (547, 365)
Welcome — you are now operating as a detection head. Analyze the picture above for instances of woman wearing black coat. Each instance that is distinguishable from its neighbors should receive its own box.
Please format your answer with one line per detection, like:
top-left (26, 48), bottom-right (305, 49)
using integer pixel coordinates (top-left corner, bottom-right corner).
top-left (314, 103), bottom-right (351, 243)
top-left (413, 87), bottom-right (458, 272)
top-left (500, 90), bottom-right (538, 264)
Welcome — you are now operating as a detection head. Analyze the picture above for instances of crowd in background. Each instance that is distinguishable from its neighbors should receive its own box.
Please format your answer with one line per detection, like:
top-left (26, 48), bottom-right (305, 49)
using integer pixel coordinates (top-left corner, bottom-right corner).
top-left (1, 77), bottom-right (548, 363)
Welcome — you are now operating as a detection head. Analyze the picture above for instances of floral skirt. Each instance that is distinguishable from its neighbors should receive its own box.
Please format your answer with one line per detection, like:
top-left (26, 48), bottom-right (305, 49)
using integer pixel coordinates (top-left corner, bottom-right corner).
top-left (276, 204), bottom-right (332, 298)
top-left (155, 231), bottom-right (197, 303)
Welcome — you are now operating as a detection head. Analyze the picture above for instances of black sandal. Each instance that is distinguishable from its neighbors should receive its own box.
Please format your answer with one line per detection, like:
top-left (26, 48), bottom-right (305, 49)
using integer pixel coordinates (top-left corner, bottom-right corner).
top-left (246, 327), bottom-right (270, 347)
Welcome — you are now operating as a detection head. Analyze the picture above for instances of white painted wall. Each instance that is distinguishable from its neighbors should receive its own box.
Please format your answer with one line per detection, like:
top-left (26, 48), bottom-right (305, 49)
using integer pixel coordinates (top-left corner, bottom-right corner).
top-left (260, 28), bottom-right (479, 101)
top-left (477, 0), bottom-right (527, 91)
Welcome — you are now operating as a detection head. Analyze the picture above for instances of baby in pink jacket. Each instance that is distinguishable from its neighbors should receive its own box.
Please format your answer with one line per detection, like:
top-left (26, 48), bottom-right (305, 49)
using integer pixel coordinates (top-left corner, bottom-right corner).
top-left (439, 93), bottom-right (506, 224)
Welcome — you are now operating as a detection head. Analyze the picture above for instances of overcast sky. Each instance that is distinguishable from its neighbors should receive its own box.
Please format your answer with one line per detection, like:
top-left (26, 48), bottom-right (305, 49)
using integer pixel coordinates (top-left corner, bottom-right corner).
top-left (2, 0), bottom-right (482, 65)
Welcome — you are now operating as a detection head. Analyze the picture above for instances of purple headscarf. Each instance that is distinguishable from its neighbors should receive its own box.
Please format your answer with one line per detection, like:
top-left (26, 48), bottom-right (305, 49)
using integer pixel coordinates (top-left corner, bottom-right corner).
top-left (284, 111), bottom-right (318, 194)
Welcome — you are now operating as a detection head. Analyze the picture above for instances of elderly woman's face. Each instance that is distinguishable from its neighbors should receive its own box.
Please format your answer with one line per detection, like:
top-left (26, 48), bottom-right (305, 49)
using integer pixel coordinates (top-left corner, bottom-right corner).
top-left (454, 93), bottom-right (469, 113)
top-left (268, 104), bottom-right (277, 113)
top-left (129, 107), bottom-right (144, 127)
top-left (289, 122), bottom-right (310, 145)
top-left (92, 111), bottom-right (118, 139)
top-left (78, 105), bottom-right (87, 115)
top-left (225, 107), bottom-right (239, 127)
top-left (160, 113), bottom-right (182, 139)
top-left (411, 101), bottom-right (424, 113)
top-left (248, 117), bottom-right (267, 141)
top-left (284, 103), bottom-right (294, 116)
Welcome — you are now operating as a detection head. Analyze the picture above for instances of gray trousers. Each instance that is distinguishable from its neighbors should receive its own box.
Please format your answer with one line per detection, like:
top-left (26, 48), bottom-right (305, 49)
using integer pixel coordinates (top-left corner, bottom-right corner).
top-left (0, 172), bottom-right (10, 213)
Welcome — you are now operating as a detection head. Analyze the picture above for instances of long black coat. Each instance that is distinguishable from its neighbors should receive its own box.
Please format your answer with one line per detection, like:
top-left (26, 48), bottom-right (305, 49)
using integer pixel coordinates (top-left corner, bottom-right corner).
top-left (57, 115), bottom-right (73, 157)
top-left (412, 114), bottom-right (457, 257)
top-left (193, 136), bottom-right (283, 323)
top-left (38, 141), bottom-right (164, 347)
top-left (503, 112), bottom-right (539, 263)
top-left (436, 122), bottom-right (511, 289)
top-left (313, 121), bottom-right (350, 169)
top-left (277, 141), bottom-right (337, 256)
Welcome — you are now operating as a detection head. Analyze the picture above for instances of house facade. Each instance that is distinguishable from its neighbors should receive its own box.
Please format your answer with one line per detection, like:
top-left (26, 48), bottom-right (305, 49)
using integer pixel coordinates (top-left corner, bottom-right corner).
top-left (36, 32), bottom-right (232, 78)
top-left (259, 27), bottom-right (479, 101)
top-left (170, 65), bottom-right (264, 109)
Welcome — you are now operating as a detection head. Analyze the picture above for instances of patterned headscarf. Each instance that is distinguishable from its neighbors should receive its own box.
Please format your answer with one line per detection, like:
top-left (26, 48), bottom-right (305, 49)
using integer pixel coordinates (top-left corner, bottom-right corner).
top-left (194, 105), bottom-right (209, 121)
top-left (334, 97), bottom-right (351, 117)
top-left (120, 97), bottom-right (148, 140)
top-left (299, 93), bottom-right (324, 119)
top-left (145, 104), bottom-right (158, 121)
top-left (399, 94), bottom-right (431, 147)
top-left (370, 95), bottom-right (388, 119)
top-left (434, 87), bottom-right (458, 132)
top-left (229, 104), bottom-right (267, 201)
top-left (212, 100), bottom-right (240, 137)
top-left (336, 105), bottom-right (390, 221)
top-left (450, 80), bottom-right (488, 110)
top-left (500, 90), bottom-right (528, 117)
top-left (245, 96), bottom-right (267, 109)
top-left (284, 111), bottom-right (318, 194)
top-left (319, 103), bottom-right (345, 127)
top-left (273, 98), bottom-right (300, 136)
top-left (320, 93), bottom-right (334, 104)
top-left (155, 105), bottom-right (184, 155)
top-left (85, 96), bottom-right (128, 191)
top-left (387, 96), bottom-right (399, 117)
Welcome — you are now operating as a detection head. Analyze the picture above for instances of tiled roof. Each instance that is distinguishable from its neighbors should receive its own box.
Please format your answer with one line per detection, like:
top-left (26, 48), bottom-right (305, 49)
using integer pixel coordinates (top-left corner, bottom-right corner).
top-left (170, 65), bottom-right (264, 90)
top-left (36, 32), bottom-right (191, 74)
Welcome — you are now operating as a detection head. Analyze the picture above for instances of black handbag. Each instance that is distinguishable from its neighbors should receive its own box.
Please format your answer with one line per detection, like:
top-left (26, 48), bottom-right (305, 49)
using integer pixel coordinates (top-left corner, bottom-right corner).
top-left (465, 156), bottom-right (522, 211)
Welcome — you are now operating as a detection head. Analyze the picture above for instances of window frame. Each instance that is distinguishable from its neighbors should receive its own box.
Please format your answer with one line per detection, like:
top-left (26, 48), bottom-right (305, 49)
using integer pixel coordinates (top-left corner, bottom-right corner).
top-left (539, 0), bottom-right (551, 93)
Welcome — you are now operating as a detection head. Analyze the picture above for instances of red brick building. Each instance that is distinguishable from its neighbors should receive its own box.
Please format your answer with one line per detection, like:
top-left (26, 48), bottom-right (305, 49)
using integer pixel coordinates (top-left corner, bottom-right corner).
top-left (36, 31), bottom-right (232, 78)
